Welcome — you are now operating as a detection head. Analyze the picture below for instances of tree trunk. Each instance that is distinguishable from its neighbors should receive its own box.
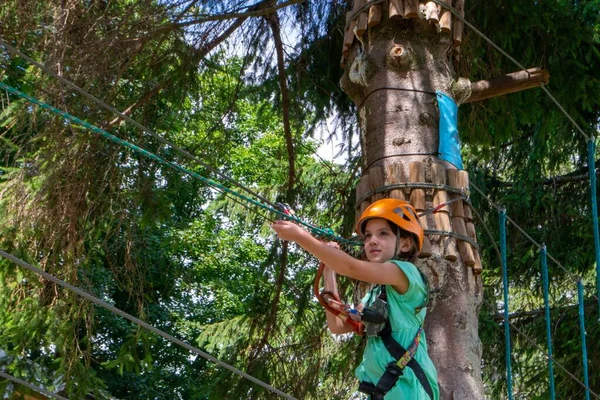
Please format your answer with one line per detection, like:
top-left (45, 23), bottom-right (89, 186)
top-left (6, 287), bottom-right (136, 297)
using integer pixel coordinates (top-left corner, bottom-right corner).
top-left (340, 14), bottom-right (484, 400)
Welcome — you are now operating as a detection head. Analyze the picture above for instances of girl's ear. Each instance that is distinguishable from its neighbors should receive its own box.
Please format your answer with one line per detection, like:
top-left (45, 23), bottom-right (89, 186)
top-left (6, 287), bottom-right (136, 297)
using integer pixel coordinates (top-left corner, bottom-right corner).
top-left (398, 236), bottom-right (414, 253)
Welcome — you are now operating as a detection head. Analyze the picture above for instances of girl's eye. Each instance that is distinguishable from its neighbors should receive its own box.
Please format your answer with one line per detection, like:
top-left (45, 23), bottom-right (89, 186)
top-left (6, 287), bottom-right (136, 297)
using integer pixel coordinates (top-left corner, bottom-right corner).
top-left (364, 233), bottom-right (372, 239)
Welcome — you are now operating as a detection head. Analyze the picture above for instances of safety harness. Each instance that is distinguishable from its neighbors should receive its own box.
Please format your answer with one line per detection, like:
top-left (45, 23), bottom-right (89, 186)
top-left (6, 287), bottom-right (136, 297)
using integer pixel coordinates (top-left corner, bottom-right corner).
top-left (357, 287), bottom-right (434, 400)
top-left (314, 268), bottom-right (433, 399)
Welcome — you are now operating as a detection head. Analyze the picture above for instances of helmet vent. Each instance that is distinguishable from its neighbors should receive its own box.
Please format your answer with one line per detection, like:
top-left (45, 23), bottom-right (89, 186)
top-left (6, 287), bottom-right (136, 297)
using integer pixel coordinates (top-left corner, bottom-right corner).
top-left (394, 206), bottom-right (413, 221)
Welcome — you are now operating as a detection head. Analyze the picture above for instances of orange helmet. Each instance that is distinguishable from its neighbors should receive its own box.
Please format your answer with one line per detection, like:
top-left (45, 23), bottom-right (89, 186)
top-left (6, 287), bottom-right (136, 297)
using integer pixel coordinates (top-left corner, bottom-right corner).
top-left (356, 198), bottom-right (424, 251)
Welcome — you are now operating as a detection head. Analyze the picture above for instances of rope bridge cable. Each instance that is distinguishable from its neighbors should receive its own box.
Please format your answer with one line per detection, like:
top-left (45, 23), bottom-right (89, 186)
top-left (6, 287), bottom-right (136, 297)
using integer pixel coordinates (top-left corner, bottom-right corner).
top-left (471, 197), bottom-right (596, 398)
top-left (499, 209), bottom-right (514, 400)
top-left (0, 39), bottom-right (277, 211)
top-left (481, 298), bottom-right (600, 399)
top-left (470, 181), bottom-right (600, 303)
top-left (578, 280), bottom-right (592, 400)
top-left (0, 81), bottom-right (360, 247)
top-left (0, 371), bottom-right (69, 400)
top-left (0, 249), bottom-right (297, 400)
top-left (587, 140), bottom-right (600, 318)
top-left (541, 246), bottom-right (556, 400)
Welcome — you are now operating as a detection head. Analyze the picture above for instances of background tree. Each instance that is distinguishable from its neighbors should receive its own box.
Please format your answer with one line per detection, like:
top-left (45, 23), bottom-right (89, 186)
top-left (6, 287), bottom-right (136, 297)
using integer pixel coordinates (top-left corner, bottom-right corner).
top-left (0, 0), bottom-right (598, 399)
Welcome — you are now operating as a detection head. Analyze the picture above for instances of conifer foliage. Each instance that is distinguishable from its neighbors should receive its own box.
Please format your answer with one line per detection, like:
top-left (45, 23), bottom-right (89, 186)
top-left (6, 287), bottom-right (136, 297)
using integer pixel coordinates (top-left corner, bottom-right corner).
top-left (0, 0), bottom-right (599, 398)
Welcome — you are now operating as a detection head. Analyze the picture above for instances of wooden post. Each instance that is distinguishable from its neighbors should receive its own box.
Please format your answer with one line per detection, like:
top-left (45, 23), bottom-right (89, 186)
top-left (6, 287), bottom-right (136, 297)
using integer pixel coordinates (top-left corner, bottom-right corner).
top-left (464, 68), bottom-right (550, 103)
top-left (404, 0), bottom-right (420, 18)
top-left (448, 170), bottom-right (475, 266)
top-left (389, 0), bottom-right (404, 19)
top-left (431, 163), bottom-right (458, 261)
top-left (409, 161), bottom-right (432, 257)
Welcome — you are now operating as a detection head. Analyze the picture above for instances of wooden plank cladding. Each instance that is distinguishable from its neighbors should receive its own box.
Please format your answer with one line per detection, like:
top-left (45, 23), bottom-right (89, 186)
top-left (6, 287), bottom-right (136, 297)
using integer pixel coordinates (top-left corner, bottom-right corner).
top-left (409, 161), bottom-right (432, 257)
top-left (355, 160), bottom-right (482, 273)
top-left (341, 0), bottom-right (463, 68)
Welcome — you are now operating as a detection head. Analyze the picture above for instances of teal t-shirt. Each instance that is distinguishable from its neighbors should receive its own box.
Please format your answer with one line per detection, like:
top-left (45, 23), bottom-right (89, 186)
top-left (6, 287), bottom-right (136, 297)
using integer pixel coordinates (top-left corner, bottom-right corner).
top-left (354, 260), bottom-right (440, 399)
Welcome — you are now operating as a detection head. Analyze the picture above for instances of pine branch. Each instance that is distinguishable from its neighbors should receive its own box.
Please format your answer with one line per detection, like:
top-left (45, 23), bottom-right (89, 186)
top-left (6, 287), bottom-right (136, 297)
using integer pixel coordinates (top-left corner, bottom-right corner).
top-left (168, 0), bottom-right (303, 27)
top-left (267, 10), bottom-right (296, 194)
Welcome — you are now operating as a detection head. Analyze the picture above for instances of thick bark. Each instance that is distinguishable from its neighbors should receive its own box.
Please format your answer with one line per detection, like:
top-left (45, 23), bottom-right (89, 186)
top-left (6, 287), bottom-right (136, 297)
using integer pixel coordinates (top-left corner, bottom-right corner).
top-left (341, 19), bottom-right (484, 399)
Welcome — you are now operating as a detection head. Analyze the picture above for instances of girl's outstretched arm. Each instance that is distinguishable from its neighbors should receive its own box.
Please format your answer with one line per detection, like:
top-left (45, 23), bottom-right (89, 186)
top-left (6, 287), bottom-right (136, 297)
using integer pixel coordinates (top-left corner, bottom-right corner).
top-left (271, 220), bottom-right (409, 293)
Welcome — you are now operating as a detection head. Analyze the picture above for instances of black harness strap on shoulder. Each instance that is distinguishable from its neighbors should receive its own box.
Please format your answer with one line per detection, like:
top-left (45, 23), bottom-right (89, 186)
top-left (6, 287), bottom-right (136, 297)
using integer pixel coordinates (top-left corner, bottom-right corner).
top-left (358, 287), bottom-right (434, 399)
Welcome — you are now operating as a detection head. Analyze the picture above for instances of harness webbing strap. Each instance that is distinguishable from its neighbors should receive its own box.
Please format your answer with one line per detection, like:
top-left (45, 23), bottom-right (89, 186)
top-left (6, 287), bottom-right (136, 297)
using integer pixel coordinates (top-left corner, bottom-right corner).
top-left (378, 322), bottom-right (433, 398)
top-left (359, 287), bottom-right (433, 399)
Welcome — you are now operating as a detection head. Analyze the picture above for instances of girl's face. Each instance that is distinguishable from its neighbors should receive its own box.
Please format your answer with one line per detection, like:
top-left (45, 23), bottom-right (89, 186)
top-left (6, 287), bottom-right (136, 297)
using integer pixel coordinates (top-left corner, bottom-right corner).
top-left (363, 218), bottom-right (413, 263)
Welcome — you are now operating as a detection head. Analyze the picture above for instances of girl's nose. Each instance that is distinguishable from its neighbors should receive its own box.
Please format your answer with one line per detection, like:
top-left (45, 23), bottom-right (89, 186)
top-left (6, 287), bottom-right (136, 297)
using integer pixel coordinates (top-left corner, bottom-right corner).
top-left (366, 236), bottom-right (378, 246)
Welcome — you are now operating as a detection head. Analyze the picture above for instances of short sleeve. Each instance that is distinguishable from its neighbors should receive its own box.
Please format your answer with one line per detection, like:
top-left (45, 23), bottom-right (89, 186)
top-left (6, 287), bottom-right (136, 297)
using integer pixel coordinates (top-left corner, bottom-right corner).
top-left (385, 261), bottom-right (428, 323)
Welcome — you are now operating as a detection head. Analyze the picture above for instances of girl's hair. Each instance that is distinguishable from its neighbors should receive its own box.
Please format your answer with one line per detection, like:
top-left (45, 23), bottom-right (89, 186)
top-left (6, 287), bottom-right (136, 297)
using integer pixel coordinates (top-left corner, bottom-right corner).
top-left (387, 221), bottom-right (419, 262)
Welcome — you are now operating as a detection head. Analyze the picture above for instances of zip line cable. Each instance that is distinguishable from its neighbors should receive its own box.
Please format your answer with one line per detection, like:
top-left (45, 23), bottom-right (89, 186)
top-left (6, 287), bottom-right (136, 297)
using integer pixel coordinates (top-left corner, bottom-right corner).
top-left (0, 81), bottom-right (359, 246)
top-left (0, 249), bottom-right (297, 400)
top-left (0, 371), bottom-right (69, 400)
top-left (429, 0), bottom-right (592, 142)
top-left (0, 39), bottom-right (279, 211)
top-left (0, 39), bottom-right (357, 246)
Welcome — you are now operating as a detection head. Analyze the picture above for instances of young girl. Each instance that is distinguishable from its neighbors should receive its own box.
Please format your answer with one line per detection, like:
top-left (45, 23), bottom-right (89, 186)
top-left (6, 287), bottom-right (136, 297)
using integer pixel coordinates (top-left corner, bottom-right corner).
top-left (271, 198), bottom-right (439, 399)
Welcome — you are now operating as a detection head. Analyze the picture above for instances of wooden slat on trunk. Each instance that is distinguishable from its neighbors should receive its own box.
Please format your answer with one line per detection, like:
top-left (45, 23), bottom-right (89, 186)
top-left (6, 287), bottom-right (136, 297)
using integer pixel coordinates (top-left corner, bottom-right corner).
top-left (385, 161), bottom-right (406, 201)
top-left (448, 170), bottom-right (475, 266)
top-left (389, 0), bottom-right (404, 19)
top-left (426, 2), bottom-right (439, 23)
top-left (343, 12), bottom-right (356, 57)
top-left (368, 3), bottom-right (383, 27)
top-left (453, 0), bottom-right (464, 46)
top-left (409, 161), bottom-right (431, 257)
top-left (357, 173), bottom-right (371, 213)
top-left (432, 163), bottom-right (457, 261)
top-left (369, 166), bottom-right (385, 201)
top-left (439, 0), bottom-right (452, 32)
top-left (355, 0), bottom-right (369, 37)
top-left (404, 0), bottom-right (420, 18)
top-left (463, 181), bottom-right (483, 273)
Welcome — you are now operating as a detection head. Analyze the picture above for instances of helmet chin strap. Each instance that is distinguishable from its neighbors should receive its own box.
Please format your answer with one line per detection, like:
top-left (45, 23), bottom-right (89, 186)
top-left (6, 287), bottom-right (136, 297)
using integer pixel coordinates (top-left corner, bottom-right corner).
top-left (391, 234), bottom-right (402, 261)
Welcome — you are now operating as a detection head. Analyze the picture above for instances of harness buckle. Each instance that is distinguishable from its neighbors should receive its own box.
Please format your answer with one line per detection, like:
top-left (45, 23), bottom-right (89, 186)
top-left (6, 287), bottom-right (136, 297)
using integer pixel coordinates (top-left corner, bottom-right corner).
top-left (385, 361), bottom-right (405, 377)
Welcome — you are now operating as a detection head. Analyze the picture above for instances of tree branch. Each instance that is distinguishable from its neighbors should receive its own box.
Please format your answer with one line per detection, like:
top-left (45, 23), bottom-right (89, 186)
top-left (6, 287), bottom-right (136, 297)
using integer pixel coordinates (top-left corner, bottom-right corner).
top-left (490, 165), bottom-right (600, 188)
top-left (169, 0), bottom-right (303, 27)
top-left (268, 10), bottom-right (295, 194)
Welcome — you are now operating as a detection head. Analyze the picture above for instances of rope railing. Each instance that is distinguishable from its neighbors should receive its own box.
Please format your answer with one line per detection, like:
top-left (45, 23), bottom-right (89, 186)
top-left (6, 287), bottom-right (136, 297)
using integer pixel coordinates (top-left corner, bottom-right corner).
top-left (0, 249), bottom-right (297, 400)
top-left (0, 371), bottom-right (68, 400)
top-left (477, 198), bottom-right (595, 398)
top-left (0, 81), bottom-right (360, 247)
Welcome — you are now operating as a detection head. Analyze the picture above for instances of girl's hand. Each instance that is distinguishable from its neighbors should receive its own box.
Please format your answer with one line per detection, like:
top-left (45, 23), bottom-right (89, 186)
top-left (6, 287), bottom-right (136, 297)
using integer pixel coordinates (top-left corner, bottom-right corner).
top-left (270, 220), bottom-right (309, 243)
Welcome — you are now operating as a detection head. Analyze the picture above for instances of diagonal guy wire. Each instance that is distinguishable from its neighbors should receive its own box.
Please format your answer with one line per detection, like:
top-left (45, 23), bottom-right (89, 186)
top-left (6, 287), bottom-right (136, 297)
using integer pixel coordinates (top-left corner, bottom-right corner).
top-left (0, 249), bottom-right (297, 400)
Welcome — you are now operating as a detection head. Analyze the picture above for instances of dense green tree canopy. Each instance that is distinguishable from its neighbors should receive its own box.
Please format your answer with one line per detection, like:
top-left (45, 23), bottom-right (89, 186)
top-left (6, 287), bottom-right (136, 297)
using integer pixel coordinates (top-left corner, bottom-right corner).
top-left (0, 0), bottom-right (599, 398)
